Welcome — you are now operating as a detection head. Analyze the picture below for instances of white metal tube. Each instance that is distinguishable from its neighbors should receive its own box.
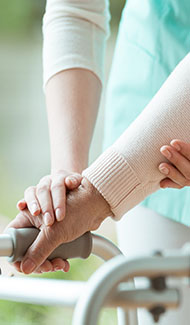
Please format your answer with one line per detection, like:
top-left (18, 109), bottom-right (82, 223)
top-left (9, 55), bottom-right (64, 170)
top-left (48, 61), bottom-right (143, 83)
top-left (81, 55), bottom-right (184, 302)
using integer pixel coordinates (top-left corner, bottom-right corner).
top-left (91, 234), bottom-right (122, 261)
top-left (73, 254), bottom-right (186, 325)
top-left (110, 286), bottom-right (179, 309)
top-left (117, 308), bottom-right (138, 325)
top-left (0, 277), bottom-right (84, 306)
top-left (0, 234), bottom-right (122, 308)
top-left (0, 234), bottom-right (13, 257)
top-left (0, 232), bottom-right (186, 325)
top-left (117, 308), bottom-right (130, 325)
top-left (0, 277), bottom-right (179, 310)
top-left (92, 233), bottom-right (132, 325)
top-left (0, 233), bottom-right (123, 307)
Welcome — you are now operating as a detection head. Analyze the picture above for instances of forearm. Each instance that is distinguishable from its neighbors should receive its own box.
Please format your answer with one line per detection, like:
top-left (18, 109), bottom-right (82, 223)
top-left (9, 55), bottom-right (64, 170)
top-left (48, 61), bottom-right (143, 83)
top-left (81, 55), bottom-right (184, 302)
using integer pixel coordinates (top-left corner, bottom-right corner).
top-left (42, 0), bottom-right (110, 173)
top-left (45, 68), bottom-right (101, 173)
top-left (83, 53), bottom-right (190, 218)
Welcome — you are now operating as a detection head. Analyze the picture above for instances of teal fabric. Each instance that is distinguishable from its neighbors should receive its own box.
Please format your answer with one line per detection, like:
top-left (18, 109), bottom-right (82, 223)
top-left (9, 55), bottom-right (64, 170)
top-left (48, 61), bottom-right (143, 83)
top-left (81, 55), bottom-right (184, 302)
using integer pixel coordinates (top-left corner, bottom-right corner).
top-left (103, 0), bottom-right (190, 226)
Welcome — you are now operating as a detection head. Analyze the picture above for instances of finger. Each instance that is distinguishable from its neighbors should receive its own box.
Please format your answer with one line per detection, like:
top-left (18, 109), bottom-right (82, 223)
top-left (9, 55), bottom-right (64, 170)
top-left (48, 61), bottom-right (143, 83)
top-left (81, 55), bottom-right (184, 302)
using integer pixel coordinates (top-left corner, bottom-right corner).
top-left (51, 258), bottom-right (67, 272)
top-left (6, 211), bottom-right (34, 230)
top-left (159, 162), bottom-right (190, 187)
top-left (24, 186), bottom-right (40, 216)
top-left (65, 174), bottom-right (82, 190)
top-left (170, 139), bottom-right (190, 160)
top-left (64, 260), bottom-right (70, 272)
top-left (6, 208), bottom-right (43, 232)
top-left (160, 178), bottom-right (183, 189)
top-left (20, 226), bottom-right (60, 274)
top-left (12, 261), bottom-right (22, 272)
top-left (35, 259), bottom-right (70, 273)
top-left (17, 199), bottom-right (27, 211)
top-left (160, 146), bottom-right (190, 181)
top-left (51, 174), bottom-right (67, 222)
top-left (36, 177), bottom-right (55, 226)
top-left (35, 260), bottom-right (53, 273)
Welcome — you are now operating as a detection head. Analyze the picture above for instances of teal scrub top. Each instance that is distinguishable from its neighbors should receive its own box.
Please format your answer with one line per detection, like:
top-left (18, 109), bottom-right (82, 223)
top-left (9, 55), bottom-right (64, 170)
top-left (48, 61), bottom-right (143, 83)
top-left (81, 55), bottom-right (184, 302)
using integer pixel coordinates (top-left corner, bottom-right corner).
top-left (103, 0), bottom-right (190, 226)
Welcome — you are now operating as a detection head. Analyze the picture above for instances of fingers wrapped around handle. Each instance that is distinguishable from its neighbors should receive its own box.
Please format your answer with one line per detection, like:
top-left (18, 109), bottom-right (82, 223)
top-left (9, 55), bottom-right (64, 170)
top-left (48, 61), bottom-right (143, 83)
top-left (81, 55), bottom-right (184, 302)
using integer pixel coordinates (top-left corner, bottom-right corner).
top-left (5, 228), bottom-right (92, 263)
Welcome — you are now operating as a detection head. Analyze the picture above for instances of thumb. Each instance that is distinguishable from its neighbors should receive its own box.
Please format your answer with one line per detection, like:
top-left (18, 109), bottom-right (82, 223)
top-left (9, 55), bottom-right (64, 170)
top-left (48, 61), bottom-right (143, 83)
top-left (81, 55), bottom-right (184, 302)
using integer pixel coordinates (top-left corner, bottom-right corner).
top-left (21, 227), bottom-right (59, 274)
top-left (5, 212), bottom-right (33, 231)
top-left (65, 174), bottom-right (82, 190)
top-left (17, 199), bottom-right (27, 211)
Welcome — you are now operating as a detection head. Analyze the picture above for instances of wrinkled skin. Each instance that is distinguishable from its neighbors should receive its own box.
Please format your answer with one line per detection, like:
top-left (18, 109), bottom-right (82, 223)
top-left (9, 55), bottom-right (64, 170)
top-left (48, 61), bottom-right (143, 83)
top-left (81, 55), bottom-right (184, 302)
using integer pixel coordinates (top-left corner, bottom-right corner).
top-left (7, 177), bottom-right (112, 274)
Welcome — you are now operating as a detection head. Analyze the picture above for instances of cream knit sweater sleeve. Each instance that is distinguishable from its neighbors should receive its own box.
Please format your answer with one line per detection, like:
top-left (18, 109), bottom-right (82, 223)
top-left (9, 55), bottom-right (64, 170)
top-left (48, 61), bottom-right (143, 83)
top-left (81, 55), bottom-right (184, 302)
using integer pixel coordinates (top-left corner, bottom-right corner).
top-left (42, 0), bottom-right (110, 87)
top-left (83, 54), bottom-right (190, 219)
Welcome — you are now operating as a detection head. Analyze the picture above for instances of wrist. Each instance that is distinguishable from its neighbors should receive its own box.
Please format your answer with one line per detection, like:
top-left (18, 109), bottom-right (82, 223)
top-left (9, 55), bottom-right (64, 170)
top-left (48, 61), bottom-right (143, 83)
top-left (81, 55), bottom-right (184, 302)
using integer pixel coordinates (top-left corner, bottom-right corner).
top-left (51, 165), bottom-right (85, 176)
top-left (81, 177), bottom-right (113, 220)
top-left (51, 169), bottom-right (82, 176)
top-left (51, 158), bottom-right (89, 176)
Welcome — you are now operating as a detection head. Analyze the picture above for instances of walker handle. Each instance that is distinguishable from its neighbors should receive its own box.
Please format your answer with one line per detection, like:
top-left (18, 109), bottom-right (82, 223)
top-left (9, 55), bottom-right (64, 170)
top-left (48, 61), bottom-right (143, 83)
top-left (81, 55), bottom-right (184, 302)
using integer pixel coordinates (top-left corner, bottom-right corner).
top-left (5, 228), bottom-right (92, 263)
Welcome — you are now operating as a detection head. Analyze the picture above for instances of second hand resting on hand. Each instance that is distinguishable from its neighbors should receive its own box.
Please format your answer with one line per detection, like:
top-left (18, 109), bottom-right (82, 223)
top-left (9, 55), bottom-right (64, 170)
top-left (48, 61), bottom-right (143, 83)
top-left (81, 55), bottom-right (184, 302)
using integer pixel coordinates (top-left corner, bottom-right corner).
top-left (8, 177), bottom-right (112, 274)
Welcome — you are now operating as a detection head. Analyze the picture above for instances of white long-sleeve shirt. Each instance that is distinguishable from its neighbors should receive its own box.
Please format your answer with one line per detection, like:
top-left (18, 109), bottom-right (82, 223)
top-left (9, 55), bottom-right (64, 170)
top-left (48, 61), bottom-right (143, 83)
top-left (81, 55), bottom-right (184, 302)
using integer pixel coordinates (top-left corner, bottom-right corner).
top-left (43, 1), bottom-right (190, 220)
top-left (43, 0), bottom-right (110, 87)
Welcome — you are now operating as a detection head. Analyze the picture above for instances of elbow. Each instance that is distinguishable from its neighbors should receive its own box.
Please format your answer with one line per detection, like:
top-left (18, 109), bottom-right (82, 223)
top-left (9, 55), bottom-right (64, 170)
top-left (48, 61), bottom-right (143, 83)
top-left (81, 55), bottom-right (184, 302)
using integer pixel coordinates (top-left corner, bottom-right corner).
top-left (42, 0), bottom-right (110, 38)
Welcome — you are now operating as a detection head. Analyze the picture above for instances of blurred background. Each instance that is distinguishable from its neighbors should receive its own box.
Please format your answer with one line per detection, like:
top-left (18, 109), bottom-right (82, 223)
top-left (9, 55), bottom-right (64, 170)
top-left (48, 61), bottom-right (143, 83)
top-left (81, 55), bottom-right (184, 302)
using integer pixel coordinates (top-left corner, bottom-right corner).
top-left (0, 0), bottom-right (125, 324)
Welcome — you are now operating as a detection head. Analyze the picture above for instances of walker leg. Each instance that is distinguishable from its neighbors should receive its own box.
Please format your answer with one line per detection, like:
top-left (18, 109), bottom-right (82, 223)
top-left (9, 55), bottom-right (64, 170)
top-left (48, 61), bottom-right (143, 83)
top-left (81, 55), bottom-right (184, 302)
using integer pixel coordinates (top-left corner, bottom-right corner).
top-left (117, 308), bottom-right (138, 325)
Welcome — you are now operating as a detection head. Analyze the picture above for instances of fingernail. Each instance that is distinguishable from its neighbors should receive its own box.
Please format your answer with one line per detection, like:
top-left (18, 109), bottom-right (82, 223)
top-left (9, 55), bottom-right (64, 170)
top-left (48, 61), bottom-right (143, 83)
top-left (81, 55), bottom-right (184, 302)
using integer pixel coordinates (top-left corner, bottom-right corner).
top-left (171, 141), bottom-right (181, 151)
top-left (68, 177), bottom-right (77, 185)
top-left (63, 262), bottom-right (69, 272)
top-left (56, 208), bottom-right (63, 221)
top-left (22, 259), bottom-right (36, 274)
top-left (31, 203), bottom-right (39, 215)
top-left (161, 148), bottom-right (172, 159)
top-left (44, 212), bottom-right (52, 226)
top-left (159, 166), bottom-right (169, 175)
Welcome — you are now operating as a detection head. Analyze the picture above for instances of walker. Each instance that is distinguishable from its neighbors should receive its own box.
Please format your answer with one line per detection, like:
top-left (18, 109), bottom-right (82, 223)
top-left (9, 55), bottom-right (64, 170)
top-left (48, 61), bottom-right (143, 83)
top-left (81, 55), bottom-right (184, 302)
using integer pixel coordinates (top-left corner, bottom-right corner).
top-left (0, 227), bottom-right (189, 324)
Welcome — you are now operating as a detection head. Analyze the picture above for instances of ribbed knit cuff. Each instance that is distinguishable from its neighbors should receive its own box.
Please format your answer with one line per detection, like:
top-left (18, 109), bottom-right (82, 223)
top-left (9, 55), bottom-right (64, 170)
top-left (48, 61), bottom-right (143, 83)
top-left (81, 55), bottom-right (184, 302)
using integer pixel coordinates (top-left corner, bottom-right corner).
top-left (82, 147), bottom-right (143, 220)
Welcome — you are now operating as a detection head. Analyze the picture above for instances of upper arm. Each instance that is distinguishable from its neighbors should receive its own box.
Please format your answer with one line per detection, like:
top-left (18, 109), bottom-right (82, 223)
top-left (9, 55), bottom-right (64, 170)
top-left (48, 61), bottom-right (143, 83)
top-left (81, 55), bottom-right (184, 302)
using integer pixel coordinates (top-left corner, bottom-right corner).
top-left (42, 0), bottom-right (110, 87)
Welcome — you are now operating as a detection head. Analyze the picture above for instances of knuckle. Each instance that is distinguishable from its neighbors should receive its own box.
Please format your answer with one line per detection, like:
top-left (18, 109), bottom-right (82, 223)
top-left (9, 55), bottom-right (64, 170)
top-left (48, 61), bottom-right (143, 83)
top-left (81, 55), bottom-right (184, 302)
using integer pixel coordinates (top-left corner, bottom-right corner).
top-left (73, 173), bottom-right (82, 181)
top-left (40, 205), bottom-right (49, 214)
top-left (24, 186), bottom-right (35, 195)
top-left (172, 155), bottom-right (179, 165)
top-left (54, 170), bottom-right (67, 178)
top-left (51, 181), bottom-right (64, 191)
top-left (36, 184), bottom-right (49, 194)
top-left (62, 230), bottom-right (70, 243)
top-left (28, 199), bottom-right (37, 205)
top-left (28, 249), bottom-right (46, 266)
top-left (56, 175), bottom-right (65, 183)
top-left (44, 227), bottom-right (61, 247)
top-left (54, 173), bottom-right (65, 181)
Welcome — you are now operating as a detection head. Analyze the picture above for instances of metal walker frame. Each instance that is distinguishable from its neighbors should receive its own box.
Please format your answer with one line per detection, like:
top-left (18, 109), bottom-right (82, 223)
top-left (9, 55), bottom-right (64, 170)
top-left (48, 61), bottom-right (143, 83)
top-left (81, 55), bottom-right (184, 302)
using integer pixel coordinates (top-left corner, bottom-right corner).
top-left (0, 233), bottom-right (190, 325)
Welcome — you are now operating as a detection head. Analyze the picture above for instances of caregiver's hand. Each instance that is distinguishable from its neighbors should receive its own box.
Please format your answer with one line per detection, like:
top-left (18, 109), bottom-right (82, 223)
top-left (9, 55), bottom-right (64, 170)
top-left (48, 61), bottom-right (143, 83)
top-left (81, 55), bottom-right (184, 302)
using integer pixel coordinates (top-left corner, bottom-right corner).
top-left (8, 177), bottom-right (112, 274)
top-left (159, 139), bottom-right (190, 189)
top-left (17, 171), bottom-right (82, 227)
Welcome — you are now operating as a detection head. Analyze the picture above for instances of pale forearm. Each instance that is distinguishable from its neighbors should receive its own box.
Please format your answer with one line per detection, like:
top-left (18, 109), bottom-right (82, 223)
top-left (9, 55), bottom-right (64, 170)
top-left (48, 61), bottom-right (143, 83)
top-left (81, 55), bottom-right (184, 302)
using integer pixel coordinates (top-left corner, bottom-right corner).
top-left (21, 71), bottom-right (101, 226)
top-left (45, 68), bottom-right (101, 173)
top-left (42, 0), bottom-right (110, 173)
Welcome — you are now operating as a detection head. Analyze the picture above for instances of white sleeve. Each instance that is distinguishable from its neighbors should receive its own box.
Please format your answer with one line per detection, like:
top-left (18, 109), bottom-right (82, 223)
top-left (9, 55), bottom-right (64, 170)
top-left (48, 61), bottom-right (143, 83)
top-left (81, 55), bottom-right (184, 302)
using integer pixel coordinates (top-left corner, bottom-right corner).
top-left (83, 54), bottom-right (190, 219)
top-left (42, 0), bottom-right (110, 88)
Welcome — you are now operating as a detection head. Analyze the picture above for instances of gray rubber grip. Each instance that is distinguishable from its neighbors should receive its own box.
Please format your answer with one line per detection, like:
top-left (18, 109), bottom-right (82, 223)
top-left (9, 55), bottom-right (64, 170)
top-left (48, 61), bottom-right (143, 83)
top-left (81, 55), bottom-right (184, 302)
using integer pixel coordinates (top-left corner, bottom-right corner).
top-left (6, 228), bottom-right (92, 263)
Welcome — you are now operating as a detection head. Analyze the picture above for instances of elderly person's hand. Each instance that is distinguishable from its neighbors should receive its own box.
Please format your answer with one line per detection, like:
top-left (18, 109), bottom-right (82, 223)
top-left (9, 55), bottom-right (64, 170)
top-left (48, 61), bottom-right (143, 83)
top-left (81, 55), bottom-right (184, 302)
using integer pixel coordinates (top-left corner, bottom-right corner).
top-left (17, 171), bottom-right (83, 226)
top-left (159, 139), bottom-right (190, 189)
top-left (8, 177), bottom-right (112, 274)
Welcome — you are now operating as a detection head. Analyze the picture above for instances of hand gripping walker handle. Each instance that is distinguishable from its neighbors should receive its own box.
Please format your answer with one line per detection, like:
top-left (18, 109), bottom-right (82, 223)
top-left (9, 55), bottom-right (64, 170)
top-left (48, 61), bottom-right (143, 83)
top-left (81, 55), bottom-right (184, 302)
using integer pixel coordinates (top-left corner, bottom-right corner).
top-left (5, 228), bottom-right (92, 263)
